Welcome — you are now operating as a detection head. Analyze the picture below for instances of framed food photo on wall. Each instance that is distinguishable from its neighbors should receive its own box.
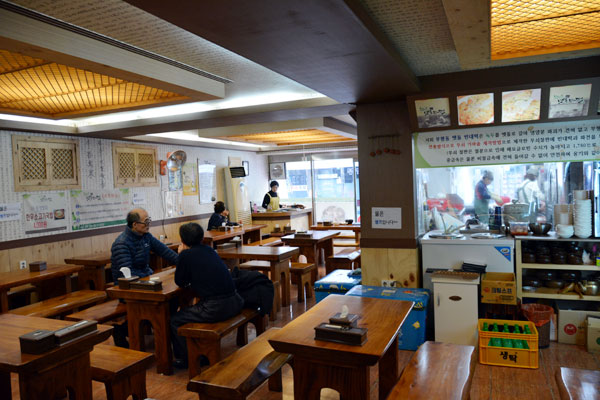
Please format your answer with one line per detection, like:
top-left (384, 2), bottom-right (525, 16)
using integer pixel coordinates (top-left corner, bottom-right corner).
top-left (414, 97), bottom-right (451, 128)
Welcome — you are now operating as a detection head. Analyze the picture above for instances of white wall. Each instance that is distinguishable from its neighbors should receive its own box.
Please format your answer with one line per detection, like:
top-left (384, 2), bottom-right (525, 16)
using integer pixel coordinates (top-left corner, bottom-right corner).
top-left (0, 131), bottom-right (268, 242)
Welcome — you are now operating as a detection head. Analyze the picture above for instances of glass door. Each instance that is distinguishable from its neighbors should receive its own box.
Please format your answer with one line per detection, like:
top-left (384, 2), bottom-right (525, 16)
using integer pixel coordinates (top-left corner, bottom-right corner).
top-left (313, 158), bottom-right (356, 223)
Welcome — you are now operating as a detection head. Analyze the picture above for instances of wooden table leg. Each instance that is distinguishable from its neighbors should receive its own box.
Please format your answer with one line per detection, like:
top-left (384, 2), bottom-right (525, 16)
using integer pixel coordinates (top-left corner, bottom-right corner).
top-left (78, 265), bottom-right (106, 290)
top-left (378, 334), bottom-right (399, 399)
top-left (0, 371), bottom-right (10, 400)
top-left (127, 301), bottom-right (173, 375)
top-left (292, 358), bottom-right (369, 400)
top-left (0, 290), bottom-right (8, 313)
top-left (270, 259), bottom-right (291, 307)
top-left (18, 352), bottom-right (93, 400)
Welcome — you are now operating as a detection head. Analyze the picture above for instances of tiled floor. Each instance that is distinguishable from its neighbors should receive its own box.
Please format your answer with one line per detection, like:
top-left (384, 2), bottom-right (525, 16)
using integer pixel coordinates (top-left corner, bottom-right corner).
top-left (9, 265), bottom-right (600, 399)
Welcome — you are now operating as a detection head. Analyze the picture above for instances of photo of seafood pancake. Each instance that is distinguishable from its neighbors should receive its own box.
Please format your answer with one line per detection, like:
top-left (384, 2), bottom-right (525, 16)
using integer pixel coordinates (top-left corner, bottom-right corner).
top-left (457, 93), bottom-right (494, 125)
top-left (502, 89), bottom-right (541, 122)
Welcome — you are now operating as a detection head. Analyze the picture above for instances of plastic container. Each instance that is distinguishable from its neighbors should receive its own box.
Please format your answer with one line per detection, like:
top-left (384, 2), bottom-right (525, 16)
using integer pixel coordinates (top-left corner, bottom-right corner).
top-left (478, 318), bottom-right (539, 369)
top-left (314, 270), bottom-right (361, 302)
top-left (521, 303), bottom-right (553, 348)
top-left (509, 221), bottom-right (529, 235)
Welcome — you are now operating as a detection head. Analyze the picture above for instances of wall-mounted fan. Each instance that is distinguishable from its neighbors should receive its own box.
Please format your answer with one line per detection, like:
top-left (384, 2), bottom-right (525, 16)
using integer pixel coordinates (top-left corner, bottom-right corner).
top-left (161, 150), bottom-right (187, 175)
top-left (269, 162), bottom-right (286, 180)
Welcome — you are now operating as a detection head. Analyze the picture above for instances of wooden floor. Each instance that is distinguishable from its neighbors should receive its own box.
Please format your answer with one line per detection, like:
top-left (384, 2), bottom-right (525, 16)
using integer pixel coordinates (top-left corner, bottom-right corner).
top-left (9, 264), bottom-right (600, 399)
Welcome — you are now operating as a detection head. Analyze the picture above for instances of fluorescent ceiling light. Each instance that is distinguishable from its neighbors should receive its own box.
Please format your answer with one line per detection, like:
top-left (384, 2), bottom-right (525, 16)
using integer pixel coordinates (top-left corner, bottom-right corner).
top-left (149, 132), bottom-right (266, 148)
top-left (0, 113), bottom-right (75, 126)
top-left (74, 92), bottom-right (326, 127)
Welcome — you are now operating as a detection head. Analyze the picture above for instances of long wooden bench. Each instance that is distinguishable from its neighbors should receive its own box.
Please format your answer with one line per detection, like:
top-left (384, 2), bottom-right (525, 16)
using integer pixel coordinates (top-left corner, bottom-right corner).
top-left (387, 341), bottom-right (476, 400)
top-left (555, 367), bottom-right (600, 400)
top-left (326, 249), bottom-right (361, 275)
top-left (187, 328), bottom-right (292, 400)
top-left (65, 299), bottom-right (127, 324)
top-left (91, 344), bottom-right (154, 400)
top-left (246, 237), bottom-right (282, 247)
top-left (9, 290), bottom-right (107, 318)
top-left (178, 308), bottom-right (267, 379)
top-left (290, 262), bottom-right (315, 302)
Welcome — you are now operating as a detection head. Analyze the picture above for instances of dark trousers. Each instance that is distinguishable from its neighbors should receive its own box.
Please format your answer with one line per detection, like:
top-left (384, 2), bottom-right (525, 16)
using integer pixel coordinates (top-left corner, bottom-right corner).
top-left (171, 293), bottom-right (244, 361)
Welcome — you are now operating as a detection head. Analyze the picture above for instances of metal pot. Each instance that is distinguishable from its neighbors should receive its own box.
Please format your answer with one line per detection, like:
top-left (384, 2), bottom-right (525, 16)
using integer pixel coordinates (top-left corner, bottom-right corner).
top-left (502, 200), bottom-right (529, 226)
top-left (579, 280), bottom-right (599, 296)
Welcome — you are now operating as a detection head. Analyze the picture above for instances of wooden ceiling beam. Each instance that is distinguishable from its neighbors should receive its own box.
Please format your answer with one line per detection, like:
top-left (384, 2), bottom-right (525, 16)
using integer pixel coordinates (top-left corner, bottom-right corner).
top-left (125, 0), bottom-right (420, 103)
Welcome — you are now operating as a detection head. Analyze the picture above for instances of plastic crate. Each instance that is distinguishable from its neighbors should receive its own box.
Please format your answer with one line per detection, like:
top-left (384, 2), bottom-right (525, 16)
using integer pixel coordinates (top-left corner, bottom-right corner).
top-left (478, 318), bottom-right (539, 369)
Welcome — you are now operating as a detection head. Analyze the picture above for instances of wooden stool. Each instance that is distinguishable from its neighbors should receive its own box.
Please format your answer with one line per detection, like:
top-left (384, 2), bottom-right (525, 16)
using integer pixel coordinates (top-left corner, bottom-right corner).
top-left (187, 328), bottom-right (292, 399)
top-left (178, 309), bottom-right (267, 379)
top-left (326, 249), bottom-right (361, 275)
top-left (290, 262), bottom-right (315, 302)
top-left (556, 367), bottom-right (600, 400)
top-left (90, 344), bottom-right (154, 400)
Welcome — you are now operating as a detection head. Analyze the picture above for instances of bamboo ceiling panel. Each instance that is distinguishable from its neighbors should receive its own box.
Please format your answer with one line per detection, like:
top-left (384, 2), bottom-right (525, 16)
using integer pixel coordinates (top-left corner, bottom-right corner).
top-left (0, 49), bottom-right (187, 118)
top-left (225, 129), bottom-right (355, 146)
top-left (491, 0), bottom-right (600, 60)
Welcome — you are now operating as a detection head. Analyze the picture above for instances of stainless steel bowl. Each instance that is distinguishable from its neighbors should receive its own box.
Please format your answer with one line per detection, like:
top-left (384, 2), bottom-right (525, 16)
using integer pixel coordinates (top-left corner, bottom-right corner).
top-left (529, 223), bottom-right (552, 235)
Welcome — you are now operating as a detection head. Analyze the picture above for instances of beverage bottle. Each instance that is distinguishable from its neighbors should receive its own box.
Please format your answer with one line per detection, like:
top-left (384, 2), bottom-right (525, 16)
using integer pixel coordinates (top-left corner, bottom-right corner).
top-left (501, 338), bottom-right (512, 348)
top-left (492, 323), bottom-right (499, 332)
top-left (513, 324), bottom-right (521, 334)
top-left (524, 325), bottom-right (532, 334)
top-left (483, 322), bottom-right (489, 331)
top-left (503, 323), bottom-right (510, 333)
top-left (492, 337), bottom-right (502, 347)
top-left (488, 338), bottom-right (494, 346)
top-left (514, 339), bottom-right (524, 349)
top-left (522, 340), bottom-right (529, 349)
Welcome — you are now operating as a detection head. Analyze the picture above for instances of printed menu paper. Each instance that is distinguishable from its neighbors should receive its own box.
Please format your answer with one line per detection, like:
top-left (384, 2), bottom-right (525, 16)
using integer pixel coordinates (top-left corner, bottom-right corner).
top-left (23, 193), bottom-right (68, 234)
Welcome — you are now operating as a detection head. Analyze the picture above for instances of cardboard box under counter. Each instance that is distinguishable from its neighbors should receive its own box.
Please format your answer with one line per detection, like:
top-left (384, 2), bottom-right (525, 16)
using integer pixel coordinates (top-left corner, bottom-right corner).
top-left (481, 272), bottom-right (516, 305)
top-left (587, 316), bottom-right (600, 353)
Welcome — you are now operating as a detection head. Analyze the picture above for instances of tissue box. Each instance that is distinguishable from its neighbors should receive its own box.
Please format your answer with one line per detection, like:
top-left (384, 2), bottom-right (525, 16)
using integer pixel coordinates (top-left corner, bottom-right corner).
top-left (345, 285), bottom-right (430, 350)
top-left (118, 276), bottom-right (139, 289)
top-left (29, 261), bottom-right (47, 272)
top-left (19, 330), bottom-right (56, 354)
top-left (54, 320), bottom-right (98, 344)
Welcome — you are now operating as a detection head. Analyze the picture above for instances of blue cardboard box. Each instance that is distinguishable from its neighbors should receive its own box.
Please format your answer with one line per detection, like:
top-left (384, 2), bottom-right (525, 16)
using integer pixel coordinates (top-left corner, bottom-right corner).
top-left (345, 285), bottom-right (430, 350)
top-left (314, 270), bottom-right (361, 303)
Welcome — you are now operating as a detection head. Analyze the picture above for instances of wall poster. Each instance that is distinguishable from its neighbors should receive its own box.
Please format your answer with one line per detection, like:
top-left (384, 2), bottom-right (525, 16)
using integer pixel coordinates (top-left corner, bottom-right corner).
top-left (198, 160), bottom-right (216, 204)
top-left (0, 203), bottom-right (21, 222)
top-left (372, 207), bottom-right (402, 229)
top-left (182, 163), bottom-right (198, 196)
top-left (71, 189), bottom-right (131, 231)
top-left (501, 89), bottom-right (541, 122)
top-left (457, 93), bottom-right (494, 125)
top-left (414, 120), bottom-right (600, 168)
top-left (23, 192), bottom-right (68, 234)
top-left (164, 191), bottom-right (183, 217)
top-left (549, 84), bottom-right (592, 119)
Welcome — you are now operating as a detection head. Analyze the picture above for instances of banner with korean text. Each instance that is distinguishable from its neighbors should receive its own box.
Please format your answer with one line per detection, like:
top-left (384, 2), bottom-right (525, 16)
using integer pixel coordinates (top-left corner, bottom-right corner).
top-left (23, 192), bottom-right (68, 234)
top-left (414, 120), bottom-right (600, 168)
top-left (71, 189), bottom-right (131, 231)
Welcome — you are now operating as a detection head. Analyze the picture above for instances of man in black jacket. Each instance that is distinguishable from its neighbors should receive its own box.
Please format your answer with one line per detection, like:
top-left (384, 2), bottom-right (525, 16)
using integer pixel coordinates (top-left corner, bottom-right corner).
top-left (171, 222), bottom-right (244, 369)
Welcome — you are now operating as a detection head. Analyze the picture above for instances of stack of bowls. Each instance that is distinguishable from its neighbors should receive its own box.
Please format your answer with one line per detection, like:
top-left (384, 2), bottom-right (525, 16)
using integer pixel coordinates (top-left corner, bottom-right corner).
top-left (555, 224), bottom-right (574, 238)
top-left (573, 198), bottom-right (592, 238)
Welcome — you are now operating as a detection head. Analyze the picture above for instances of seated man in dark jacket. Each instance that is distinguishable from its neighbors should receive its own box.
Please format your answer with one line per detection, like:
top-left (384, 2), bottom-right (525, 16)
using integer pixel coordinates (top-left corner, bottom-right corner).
top-left (207, 201), bottom-right (238, 230)
top-left (110, 208), bottom-right (179, 284)
top-left (171, 222), bottom-right (244, 368)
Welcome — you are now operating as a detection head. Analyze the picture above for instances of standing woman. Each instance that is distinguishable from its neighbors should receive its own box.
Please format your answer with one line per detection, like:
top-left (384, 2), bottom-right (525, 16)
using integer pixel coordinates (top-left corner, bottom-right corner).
top-left (262, 181), bottom-right (281, 211)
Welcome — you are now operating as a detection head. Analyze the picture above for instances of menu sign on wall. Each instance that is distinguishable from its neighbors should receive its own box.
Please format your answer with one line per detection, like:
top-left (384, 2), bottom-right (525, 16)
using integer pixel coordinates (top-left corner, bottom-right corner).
top-left (414, 120), bottom-right (600, 168)
top-left (0, 203), bottom-right (21, 222)
top-left (71, 189), bottom-right (131, 231)
top-left (23, 193), bottom-right (68, 234)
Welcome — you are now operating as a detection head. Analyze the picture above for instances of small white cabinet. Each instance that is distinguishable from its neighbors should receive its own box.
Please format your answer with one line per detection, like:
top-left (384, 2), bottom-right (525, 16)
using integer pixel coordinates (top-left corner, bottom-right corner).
top-left (433, 275), bottom-right (480, 346)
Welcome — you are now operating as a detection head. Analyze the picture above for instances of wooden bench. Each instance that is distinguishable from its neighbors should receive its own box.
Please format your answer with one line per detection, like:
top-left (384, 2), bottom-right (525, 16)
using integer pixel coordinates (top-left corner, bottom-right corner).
top-left (187, 328), bottom-right (292, 400)
top-left (326, 249), bottom-right (361, 275)
top-left (290, 262), bottom-right (315, 302)
top-left (555, 367), bottom-right (600, 400)
top-left (333, 241), bottom-right (360, 248)
top-left (387, 341), bottom-right (476, 400)
top-left (90, 344), bottom-right (154, 400)
top-left (246, 237), bottom-right (282, 247)
top-left (9, 290), bottom-right (107, 318)
top-left (178, 308), bottom-right (267, 379)
top-left (65, 299), bottom-right (127, 324)
top-left (238, 260), bottom-right (271, 274)
top-left (7, 284), bottom-right (37, 309)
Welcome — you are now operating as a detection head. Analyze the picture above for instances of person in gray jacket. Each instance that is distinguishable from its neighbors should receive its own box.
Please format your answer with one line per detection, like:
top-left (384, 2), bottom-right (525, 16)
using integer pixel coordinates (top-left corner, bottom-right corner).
top-left (111, 208), bottom-right (179, 284)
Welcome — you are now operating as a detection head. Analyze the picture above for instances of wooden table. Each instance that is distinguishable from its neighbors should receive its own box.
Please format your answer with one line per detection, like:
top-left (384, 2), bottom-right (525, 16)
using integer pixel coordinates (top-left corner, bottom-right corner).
top-left (242, 224), bottom-right (266, 243)
top-left (268, 294), bottom-right (413, 400)
top-left (217, 246), bottom-right (299, 307)
top-left (204, 227), bottom-right (245, 248)
top-left (0, 314), bottom-right (112, 400)
top-left (311, 223), bottom-right (361, 243)
top-left (281, 231), bottom-right (340, 281)
top-left (65, 253), bottom-right (111, 290)
top-left (0, 264), bottom-right (83, 313)
top-left (106, 269), bottom-right (181, 375)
